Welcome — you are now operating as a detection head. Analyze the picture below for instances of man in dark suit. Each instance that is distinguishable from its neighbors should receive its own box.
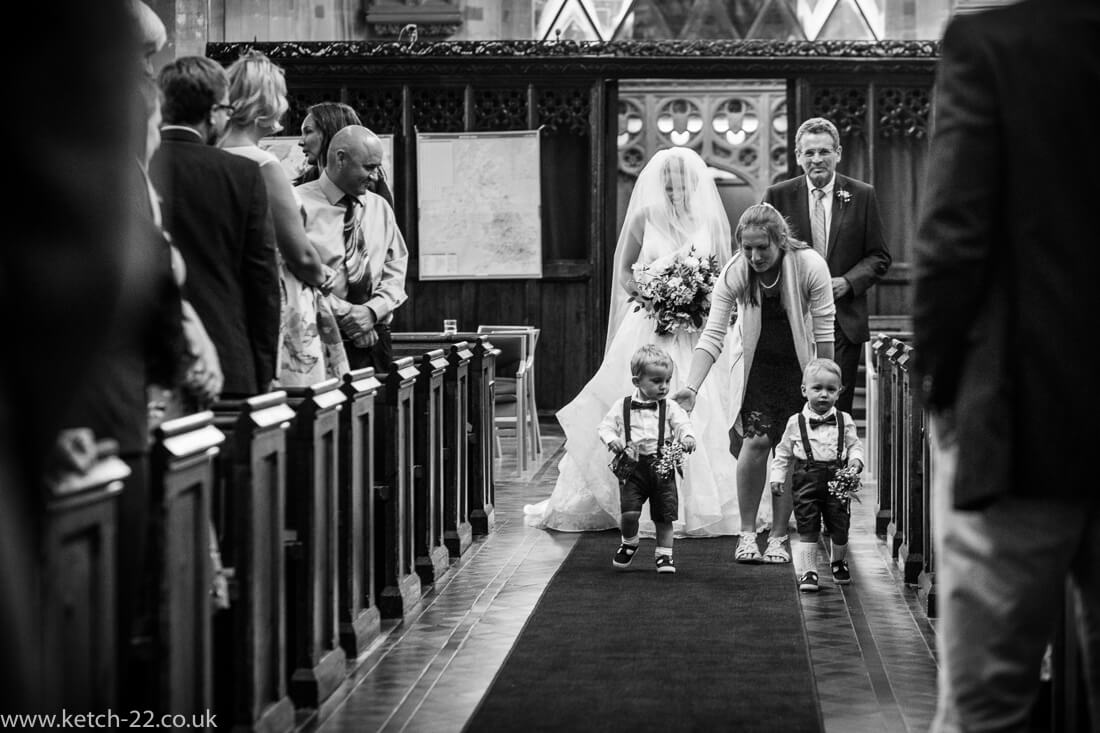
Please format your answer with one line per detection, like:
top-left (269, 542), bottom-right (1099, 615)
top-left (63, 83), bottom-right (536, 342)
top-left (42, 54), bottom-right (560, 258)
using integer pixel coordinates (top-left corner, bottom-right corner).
top-left (764, 117), bottom-right (891, 415)
top-left (150, 56), bottom-right (279, 399)
top-left (913, 2), bottom-right (1100, 729)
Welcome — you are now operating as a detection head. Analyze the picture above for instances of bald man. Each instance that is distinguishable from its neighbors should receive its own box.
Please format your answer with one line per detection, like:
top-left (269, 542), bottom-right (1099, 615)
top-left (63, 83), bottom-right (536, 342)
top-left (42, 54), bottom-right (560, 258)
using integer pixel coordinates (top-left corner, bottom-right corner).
top-left (298, 125), bottom-right (409, 373)
top-left (127, 0), bottom-right (166, 75)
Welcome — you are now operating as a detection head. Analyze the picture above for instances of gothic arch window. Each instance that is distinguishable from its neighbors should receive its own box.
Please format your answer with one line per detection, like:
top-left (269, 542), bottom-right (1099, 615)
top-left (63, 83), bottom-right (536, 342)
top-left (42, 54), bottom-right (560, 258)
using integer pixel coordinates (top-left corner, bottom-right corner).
top-left (537, 0), bottom-right (883, 42)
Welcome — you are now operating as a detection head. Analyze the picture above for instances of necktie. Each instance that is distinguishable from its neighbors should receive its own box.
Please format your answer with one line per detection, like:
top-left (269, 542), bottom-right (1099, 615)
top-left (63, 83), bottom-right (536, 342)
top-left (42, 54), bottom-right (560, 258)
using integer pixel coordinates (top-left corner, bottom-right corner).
top-left (809, 413), bottom-right (837, 428)
top-left (341, 195), bottom-right (372, 303)
top-left (812, 188), bottom-right (827, 256)
top-left (631, 401), bottom-right (658, 411)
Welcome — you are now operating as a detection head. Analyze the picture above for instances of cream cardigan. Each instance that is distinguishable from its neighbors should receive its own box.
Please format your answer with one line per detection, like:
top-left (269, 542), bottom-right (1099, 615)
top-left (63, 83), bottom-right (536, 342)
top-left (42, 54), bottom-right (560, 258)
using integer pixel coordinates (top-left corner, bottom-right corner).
top-left (695, 246), bottom-right (835, 427)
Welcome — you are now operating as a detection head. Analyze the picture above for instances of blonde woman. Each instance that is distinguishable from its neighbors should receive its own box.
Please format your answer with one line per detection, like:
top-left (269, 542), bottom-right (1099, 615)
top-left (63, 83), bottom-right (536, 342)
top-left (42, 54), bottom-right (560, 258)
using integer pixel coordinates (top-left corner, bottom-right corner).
top-left (220, 50), bottom-right (348, 386)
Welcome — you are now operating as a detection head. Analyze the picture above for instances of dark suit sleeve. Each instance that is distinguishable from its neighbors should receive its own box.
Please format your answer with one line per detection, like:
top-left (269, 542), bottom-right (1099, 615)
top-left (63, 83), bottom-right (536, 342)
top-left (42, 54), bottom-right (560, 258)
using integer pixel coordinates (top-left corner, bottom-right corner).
top-left (843, 186), bottom-right (891, 296)
top-left (913, 14), bottom-right (1001, 409)
top-left (240, 168), bottom-right (280, 390)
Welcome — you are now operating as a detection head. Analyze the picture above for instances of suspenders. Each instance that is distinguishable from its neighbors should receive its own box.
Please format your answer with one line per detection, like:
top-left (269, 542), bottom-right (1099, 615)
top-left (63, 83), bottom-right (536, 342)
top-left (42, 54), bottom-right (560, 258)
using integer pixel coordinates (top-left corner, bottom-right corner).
top-left (622, 397), bottom-right (666, 457)
top-left (796, 412), bottom-right (845, 465)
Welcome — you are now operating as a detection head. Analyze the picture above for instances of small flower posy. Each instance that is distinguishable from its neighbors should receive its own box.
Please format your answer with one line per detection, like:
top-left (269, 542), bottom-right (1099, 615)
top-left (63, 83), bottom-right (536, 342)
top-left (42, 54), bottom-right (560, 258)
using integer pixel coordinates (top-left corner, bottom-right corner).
top-left (827, 464), bottom-right (862, 503)
top-left (654, 439), bottom-right (686, 479)
top-left (630, 247), bottom-right (722, 336)
top-left (836, 189), bottom-right (852, 206)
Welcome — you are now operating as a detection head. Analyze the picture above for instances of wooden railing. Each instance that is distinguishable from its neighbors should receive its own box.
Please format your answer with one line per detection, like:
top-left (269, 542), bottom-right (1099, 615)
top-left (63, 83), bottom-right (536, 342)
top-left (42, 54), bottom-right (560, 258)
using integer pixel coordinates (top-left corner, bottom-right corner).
top-left (34, 342), bottom-right (496, 729)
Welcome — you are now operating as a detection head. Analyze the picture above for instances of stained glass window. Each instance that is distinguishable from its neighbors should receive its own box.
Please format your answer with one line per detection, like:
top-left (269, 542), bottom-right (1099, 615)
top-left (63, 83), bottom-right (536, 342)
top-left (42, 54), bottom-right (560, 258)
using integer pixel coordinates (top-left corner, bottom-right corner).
top-left (536, 0), bottom-right (886, 42)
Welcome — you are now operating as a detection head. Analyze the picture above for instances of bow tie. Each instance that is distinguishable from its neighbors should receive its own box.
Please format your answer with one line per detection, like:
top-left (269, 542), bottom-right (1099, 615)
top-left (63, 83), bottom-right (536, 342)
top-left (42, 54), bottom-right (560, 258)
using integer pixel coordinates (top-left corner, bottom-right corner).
top-left (808, 414), bottom-right (837, 428)
top-left (631, 401), bottom-right (659, 411)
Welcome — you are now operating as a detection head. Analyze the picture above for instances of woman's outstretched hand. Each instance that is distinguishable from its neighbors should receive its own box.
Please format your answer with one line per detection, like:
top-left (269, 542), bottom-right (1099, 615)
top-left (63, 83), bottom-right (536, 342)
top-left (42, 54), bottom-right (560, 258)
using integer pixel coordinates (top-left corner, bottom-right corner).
top-left (671, 388), bottom-right (696, 412)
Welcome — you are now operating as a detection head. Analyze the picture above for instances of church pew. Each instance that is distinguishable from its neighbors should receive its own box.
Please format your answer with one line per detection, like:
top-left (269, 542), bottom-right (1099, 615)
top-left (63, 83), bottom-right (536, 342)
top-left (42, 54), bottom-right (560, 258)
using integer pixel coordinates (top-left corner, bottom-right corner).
top-left (283, 379), bottom-right (347, 711)
top-left (390, 345), bottom-right (451, 585)
top-left (870, 334), bottom-right (894, 537)
top-left (375, 357), bottom-right (423, 620)
top-left (40, 443), bottom-right (129, 711)
top-left (338, 368), bottom-right (383, 658)
top-left (210, 392), bottom-right (296, 733)
top-left (884, 338), bottom-right (907, 561)
top-left (391, 331), bottom-right (497, 536)
top-left (436, 342), bottom-right (474, 557)
top-left (148, 411), bottom-right (225, 724)
top-left (894, 344), bottom-right (929, 587)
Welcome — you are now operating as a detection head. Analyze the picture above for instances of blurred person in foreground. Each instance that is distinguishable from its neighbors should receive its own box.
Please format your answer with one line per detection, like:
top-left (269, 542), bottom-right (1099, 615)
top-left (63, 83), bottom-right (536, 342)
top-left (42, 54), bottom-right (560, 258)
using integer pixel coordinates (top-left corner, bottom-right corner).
top-left (913, 2), bottom-right (1100, 730)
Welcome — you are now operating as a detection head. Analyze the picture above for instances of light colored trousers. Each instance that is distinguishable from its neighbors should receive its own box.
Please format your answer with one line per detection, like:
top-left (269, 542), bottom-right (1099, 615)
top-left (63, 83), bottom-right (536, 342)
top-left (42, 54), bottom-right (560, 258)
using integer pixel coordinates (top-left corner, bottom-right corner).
top-left (930, 419), bottom-right (1100, 732)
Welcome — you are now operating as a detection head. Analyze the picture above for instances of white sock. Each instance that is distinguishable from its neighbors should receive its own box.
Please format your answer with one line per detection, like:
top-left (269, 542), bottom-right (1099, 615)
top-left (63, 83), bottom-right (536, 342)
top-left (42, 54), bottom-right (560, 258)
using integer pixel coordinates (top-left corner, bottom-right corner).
top-left (831, 542), bottom-right (848, 564)
top-left (655, 546), bottom-right (673, 558)
top-left (795, 541), bottom-right (818, 576)
top-left (621, 534), bottom-right (640, 547)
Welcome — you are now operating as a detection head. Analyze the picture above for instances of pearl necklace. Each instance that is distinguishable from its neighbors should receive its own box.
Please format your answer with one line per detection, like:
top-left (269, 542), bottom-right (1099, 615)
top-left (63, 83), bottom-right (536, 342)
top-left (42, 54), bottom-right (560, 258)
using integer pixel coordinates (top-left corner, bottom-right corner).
top-left (759, 269), bottom-right (781, 290)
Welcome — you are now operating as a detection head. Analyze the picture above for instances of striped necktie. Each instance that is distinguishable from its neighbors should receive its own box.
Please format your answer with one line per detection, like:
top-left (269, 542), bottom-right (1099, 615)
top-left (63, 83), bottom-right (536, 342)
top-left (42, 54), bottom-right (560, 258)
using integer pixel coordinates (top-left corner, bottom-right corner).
top-left (341, 195), bottom-right (372, 304)
top-left (811, 188), bottom-right (827, 256)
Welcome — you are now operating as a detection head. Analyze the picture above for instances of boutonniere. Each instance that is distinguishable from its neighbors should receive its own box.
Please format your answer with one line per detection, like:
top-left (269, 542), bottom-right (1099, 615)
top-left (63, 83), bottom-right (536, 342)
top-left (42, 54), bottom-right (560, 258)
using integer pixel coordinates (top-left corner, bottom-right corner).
top-left (836, 189), bottom-right (852, 206)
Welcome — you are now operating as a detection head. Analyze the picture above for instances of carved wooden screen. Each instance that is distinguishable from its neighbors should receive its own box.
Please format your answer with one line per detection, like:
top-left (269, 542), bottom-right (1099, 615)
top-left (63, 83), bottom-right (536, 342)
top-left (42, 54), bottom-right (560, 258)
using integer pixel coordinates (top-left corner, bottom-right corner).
top-left (207, 40), bottom-right (937, 410)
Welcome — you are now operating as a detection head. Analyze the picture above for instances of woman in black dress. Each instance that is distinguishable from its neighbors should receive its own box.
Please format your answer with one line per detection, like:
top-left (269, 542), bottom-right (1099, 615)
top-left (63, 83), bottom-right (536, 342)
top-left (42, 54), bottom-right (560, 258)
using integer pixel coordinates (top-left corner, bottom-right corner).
top-left (674, 204), bottom-right (835, 564)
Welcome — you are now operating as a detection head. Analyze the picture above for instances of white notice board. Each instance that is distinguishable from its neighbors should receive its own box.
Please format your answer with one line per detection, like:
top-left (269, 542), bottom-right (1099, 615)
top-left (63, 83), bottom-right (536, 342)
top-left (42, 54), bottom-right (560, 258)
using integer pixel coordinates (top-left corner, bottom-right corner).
top-left (416, 130), bottom-right (542, 280)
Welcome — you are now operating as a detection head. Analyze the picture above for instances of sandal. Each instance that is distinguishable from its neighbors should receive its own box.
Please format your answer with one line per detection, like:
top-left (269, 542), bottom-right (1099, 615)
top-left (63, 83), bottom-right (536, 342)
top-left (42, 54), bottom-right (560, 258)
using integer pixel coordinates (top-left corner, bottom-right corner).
top-left (763, 535), bottom-right (791, 564)
top-left (735, 533), bottom-right (761, 563)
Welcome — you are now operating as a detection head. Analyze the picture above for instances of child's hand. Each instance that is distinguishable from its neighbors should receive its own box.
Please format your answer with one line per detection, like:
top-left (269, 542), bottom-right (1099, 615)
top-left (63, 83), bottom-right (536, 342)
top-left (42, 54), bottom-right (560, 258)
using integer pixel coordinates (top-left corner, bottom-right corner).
top-left (770, 481), bottom-right (784, 497)
top-left (608, 438), bottom-right (625, 454)
top-left (848, 458), bottom-right (864, 473)
top-left (681, 436), bottom-right (696, 453)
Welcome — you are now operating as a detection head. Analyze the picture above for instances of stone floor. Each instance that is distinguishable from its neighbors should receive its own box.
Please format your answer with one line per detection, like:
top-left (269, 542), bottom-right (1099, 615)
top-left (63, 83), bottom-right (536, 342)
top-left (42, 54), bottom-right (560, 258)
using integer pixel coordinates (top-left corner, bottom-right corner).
top-left (316, 421), bottom-right (939, 733)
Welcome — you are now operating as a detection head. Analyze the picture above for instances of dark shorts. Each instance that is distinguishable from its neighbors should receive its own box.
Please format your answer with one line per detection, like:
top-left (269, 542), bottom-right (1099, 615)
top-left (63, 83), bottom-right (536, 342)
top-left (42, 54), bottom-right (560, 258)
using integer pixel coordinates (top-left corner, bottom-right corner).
top-left (792, 462), bottom-right (850, 544)
top-left (619, 455), bottom-right (678, 524)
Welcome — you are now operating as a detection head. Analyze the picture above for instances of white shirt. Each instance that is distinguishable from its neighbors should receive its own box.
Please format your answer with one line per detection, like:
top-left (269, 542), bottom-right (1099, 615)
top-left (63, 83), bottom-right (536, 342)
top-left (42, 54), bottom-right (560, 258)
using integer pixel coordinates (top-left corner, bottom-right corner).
top-left (805, 174), bottom-right (835, 250)
top-left (297, 172), bottom-right (409, 323)
top-left (768, 405), bottom-right (864, 485)
top-left (597, 391), bottom-right (695, 456)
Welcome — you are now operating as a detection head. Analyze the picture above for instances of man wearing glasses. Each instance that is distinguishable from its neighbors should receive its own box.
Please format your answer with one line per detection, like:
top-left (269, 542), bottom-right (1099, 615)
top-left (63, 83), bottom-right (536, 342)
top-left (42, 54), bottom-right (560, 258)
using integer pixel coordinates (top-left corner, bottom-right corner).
top-left (150, 56), bottom-right (280, 401)
top-left (764, 117), bottom-right (892, 418)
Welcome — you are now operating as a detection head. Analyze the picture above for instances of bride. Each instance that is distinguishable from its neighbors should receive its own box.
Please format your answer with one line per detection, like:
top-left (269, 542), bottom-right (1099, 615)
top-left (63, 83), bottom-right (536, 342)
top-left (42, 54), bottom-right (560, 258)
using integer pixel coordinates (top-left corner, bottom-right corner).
top-left (526, 147), bottom-right (752, 537)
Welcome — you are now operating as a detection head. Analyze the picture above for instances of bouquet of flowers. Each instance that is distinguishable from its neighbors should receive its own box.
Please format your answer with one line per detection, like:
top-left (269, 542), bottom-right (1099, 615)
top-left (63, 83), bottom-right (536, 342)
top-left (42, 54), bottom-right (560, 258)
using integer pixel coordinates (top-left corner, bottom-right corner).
top-left (630, 247), bottom-right (722, 335)
top-left (827, 464), bottom-right (863, 503)
top-left (654, 439), bottom-right (686, 479)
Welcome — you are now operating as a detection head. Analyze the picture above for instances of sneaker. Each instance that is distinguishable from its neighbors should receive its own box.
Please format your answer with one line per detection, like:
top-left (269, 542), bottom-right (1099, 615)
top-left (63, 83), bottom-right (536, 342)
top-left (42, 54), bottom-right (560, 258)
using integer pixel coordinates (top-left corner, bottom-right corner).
top-left (831, 561), bottom-right (851, 585)
top-left (655, 555), bottom-right (676, 574)
top-left (798, 571), bottom-right (820, 593)
top-left (612, 543), bottom-right (638, 569)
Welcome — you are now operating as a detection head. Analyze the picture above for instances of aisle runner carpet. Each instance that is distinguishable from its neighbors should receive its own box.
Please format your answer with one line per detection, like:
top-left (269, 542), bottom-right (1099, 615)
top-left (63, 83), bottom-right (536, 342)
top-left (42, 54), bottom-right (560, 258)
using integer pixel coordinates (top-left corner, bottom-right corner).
top-left (465, 530), bottom-right (824, 732)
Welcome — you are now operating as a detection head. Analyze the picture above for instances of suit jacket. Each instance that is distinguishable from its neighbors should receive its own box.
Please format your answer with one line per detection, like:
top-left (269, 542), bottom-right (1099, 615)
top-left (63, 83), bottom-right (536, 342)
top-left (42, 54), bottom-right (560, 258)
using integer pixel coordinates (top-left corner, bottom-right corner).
top-left (64, 161), bottom-right (186, 456)
top-left (150, 128), bottom-right (279, 396)
top-left (764, 174), bottom-right (891, 343)
top-left (913, 0), bottom-right (1100, 508)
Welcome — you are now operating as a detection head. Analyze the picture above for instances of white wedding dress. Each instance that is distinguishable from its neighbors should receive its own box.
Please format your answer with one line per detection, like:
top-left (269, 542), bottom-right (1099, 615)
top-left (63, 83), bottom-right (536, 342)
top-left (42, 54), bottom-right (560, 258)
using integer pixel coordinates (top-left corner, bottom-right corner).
top-left (525, 220), bottom-right (758, 537)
